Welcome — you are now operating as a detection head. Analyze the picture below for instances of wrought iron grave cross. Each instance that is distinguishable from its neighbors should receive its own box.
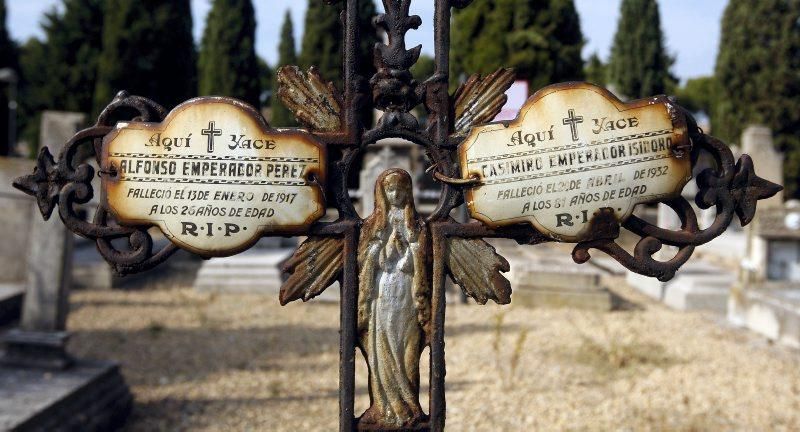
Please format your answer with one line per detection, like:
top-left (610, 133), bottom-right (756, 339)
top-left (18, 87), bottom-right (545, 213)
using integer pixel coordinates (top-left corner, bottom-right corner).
top-left (12, 1), bottom-right (782, 431)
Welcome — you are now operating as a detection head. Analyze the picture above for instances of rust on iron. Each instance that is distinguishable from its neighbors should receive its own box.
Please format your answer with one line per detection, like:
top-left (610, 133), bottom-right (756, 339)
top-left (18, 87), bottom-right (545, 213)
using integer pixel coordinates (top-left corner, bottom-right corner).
top-left (459, 82), bottom-right (694, 242)
top-left (453, 68), bottom-right (516, 136)
top-left (100, 97), bottom-right (327, 257)
top-left (277, 66), bottom-right (343, 132)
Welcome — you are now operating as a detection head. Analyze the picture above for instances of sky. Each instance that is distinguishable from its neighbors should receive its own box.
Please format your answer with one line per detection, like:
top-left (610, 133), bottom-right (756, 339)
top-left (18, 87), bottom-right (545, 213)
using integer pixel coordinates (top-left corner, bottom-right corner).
top-left (6, 0), bottom-right (727, 83)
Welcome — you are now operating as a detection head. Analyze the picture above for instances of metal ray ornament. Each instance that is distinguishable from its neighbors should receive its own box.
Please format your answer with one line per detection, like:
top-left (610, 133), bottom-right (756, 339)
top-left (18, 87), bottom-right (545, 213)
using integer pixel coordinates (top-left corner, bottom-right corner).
top-left (12, 0), bottom-right (782, 431)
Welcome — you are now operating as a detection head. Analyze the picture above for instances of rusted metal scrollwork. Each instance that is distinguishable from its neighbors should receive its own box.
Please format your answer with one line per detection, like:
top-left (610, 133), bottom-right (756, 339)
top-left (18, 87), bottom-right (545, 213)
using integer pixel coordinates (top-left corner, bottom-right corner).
top-left (14, 91), bottom-right (178, 275)
top-left (572, 113), bottom-right (782, 281)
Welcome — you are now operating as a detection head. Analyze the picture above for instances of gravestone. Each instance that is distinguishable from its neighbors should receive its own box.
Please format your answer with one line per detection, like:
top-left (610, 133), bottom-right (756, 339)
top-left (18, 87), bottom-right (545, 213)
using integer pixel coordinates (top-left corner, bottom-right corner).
top-left (730, 203), bottom-right (800, 348)
top-left (741, 125), bottom-right (783, 208)
top-left (505, 244), bottom-right (616, 311)
top-left (0, 158), bottom-right (35, 324)
top-left (359, 140), bottom-right (415, 215)
top-left (2, 111), bottom-right (83, 368)
top-left (1, 111), bottom-right (132, 431)
top-left (728, 126), bottom-right (800, 348)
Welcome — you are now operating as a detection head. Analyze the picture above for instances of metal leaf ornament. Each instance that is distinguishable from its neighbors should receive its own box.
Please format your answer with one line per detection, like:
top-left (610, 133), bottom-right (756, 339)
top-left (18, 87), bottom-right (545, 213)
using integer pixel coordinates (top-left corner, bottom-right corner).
top-left (280, 236), bottom-right (344, 305)
top-left (276, 66), bottom-right (343, 132)
top-left (14, 147), bottom-right (69, 220)
top-left (717, 155), bottom-right (782, 225)
top-left (453, 68), bottom-right (516, 135)
top-left (446, 237), bottom-right (511, 305)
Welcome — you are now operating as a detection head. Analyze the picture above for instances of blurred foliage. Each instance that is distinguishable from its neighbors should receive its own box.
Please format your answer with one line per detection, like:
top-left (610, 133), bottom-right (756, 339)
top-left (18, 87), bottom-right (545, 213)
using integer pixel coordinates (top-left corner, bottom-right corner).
top-left (584, 52), bottom-right (607, 87)
top-left (270, 10), bottom-right (297, 127)
top-left (0, 0), bottom-right (18, 155)
top-left (713, 0), bottom-right (800, 198)
top-left (674, 76), bottom-right (715, 117)
top-left (258, 57), bottom-right (272, 107)
top-left (410, 54), bottom-right (435, 121)
top-left (94, 0), bottom-right (196, 115)
top-left (608, 0), bottom-right (675, 100)
top-left (298, 0), bottom-right (378, 128)
top-left (452, 0), bottom-right (585, 93)
top-left (198, 0), bottom-right (261, 108)
top-left (411, 54), bottom-right (435, 82)
top-left (17, 0), bottom-right (103, 154)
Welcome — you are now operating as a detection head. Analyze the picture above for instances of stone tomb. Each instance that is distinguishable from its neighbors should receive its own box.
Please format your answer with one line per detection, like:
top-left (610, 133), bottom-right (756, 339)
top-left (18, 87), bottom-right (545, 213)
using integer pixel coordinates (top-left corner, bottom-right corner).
top-left (0, 158), bottom-right (35, 325)
top-left (1, 111), bottom-right (132, 431)
top-left (497, 241), bottom-right (617, 311)
top-left (726, 126), bottom-right (800, 348)
top-left (730, 203), bottom-right (800, 348)
top-left (623, 128), bottom-right (766, 314)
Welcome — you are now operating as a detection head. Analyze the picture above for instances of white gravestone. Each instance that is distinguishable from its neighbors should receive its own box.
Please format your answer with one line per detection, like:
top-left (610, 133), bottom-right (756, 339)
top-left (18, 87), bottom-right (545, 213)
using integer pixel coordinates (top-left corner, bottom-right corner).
top-left (741, 125), bottom-right (783, 208)
top-left (2, 111), bottom-right (84, 369)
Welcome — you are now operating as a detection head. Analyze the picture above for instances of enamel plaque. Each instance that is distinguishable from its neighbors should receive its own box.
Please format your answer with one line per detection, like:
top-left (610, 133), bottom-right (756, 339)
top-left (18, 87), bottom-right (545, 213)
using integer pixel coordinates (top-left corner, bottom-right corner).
top-left (101, 97), bottom-right (326, 257)
top-left (460, 83), bottom-right (692, 242)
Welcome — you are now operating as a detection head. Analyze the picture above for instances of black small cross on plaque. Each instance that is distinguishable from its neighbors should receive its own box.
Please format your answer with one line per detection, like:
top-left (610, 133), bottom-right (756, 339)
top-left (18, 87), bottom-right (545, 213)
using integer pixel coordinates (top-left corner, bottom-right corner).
top-left (562, 109), bottom-right (584, 142)
top-left (201, 121), bottom-right (222, 153)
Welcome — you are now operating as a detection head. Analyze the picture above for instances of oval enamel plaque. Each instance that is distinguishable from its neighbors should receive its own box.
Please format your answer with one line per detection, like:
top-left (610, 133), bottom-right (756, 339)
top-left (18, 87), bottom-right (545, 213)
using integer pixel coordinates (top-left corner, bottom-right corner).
top-left (101, 97), bottom-right (326, 257)
top-left (460, 83), bottom-right (692, 242)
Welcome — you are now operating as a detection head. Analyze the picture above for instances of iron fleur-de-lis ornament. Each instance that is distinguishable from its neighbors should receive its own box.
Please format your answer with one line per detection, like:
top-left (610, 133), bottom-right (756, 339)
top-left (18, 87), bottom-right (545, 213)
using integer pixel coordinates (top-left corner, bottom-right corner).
top-left (11, 0), bottom-right (781, 431)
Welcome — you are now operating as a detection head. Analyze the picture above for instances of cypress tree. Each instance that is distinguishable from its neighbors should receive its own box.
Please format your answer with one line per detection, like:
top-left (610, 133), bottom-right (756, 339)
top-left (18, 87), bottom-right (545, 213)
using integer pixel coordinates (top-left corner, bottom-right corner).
top-left (299, 0), bottom-right (378, 91)
top-left (259, 57), bottom-right (272, 105)
top-left (452, 0), bottom-right (585, 92)
top-left (270, 10), bottom-right (297, 127)
top-left (298, 0), bottom-right (378, 125)
top-left (0, 0), bottom-right (17, 155)
top-left (299, 1), bottom-right (344, 87)
top-left (16, 0), bottom-right (104, 152)
top-left (713, 0), bottom-right (800, 197)
top-left (674, 76), bottom-right (715, 116)
top-left (94, 0), bottom-right (196, 114)
top-left (607, 0), bottom-right (675, 99)
top-left (584, 53), bottom-right (608, 87)
top-left (198, 0), bottom-right (260, 108)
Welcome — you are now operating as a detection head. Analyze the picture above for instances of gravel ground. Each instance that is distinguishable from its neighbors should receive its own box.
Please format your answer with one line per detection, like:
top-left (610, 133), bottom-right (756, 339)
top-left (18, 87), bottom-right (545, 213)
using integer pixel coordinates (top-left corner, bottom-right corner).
top-left (67, 284), bottom-right (800, 431)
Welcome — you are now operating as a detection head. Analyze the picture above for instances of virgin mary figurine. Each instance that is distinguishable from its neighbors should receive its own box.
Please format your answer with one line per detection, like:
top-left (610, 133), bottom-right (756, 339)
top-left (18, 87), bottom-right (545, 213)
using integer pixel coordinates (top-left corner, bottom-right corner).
top-left (356, 168), bottom-right (429, 429)
top-left (280, 168), bottom-right (512, 430)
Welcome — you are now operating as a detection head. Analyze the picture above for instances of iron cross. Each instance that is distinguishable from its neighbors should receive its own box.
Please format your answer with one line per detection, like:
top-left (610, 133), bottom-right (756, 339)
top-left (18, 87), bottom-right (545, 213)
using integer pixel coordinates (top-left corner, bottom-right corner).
top-left (201, 121), bottom-right (222, 153)
top-left (562, 109), bottom-right (584, 142)
top-left (8, 0), bottom-right (784, 431)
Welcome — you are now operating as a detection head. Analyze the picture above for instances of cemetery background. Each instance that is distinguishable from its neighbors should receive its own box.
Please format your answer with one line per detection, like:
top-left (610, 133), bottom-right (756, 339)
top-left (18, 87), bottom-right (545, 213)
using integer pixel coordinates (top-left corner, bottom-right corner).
top-left (1, 0), bottom-right (799, 431)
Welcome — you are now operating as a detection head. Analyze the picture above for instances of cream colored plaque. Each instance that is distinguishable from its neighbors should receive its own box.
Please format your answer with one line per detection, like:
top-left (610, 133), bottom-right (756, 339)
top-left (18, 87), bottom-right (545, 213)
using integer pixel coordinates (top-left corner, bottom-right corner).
top-left (101, 97), bottom-right (326, 257)
top-left (460, 83), bottom-right (692, 242)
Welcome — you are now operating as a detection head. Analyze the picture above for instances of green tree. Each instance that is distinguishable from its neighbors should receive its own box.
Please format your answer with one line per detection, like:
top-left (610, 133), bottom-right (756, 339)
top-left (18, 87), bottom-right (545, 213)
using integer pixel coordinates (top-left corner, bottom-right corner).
top-left (584, 52), bottom-right (607, 87)
top-left (713, 0), bottom-right (800, 197)
top-left (411, 54), bottom-right (435, 82)
top-left (94, 0), bottom-right (196, 114)
top-left (297, 0), bottom-right (378, 125)
top-left (259, 57), bottom-right (273, 106)
top-left (452, 0), bottom-right (585, 93)
top-left (198, 0), bottom-right (260, 107)
top-left (298, 0), bottom-right (379, 88)
top-left (299, 1), bottom-right (343, 85)
top-left (270, 10), bottom-right (297, 127)
top-left (607, 0), bottom-right (675, 99)
top-left (0, 0), bottom-right (18, 155)
top-left (674, 76), bottom-right (715, 116)
top-left (17, 0), bottom-right (104, 152)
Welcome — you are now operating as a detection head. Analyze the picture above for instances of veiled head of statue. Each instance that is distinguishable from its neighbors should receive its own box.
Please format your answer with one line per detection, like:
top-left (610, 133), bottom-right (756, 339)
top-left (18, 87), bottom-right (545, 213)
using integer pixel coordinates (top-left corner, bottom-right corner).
top-left (376, 168), bottom-right (413, 210)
